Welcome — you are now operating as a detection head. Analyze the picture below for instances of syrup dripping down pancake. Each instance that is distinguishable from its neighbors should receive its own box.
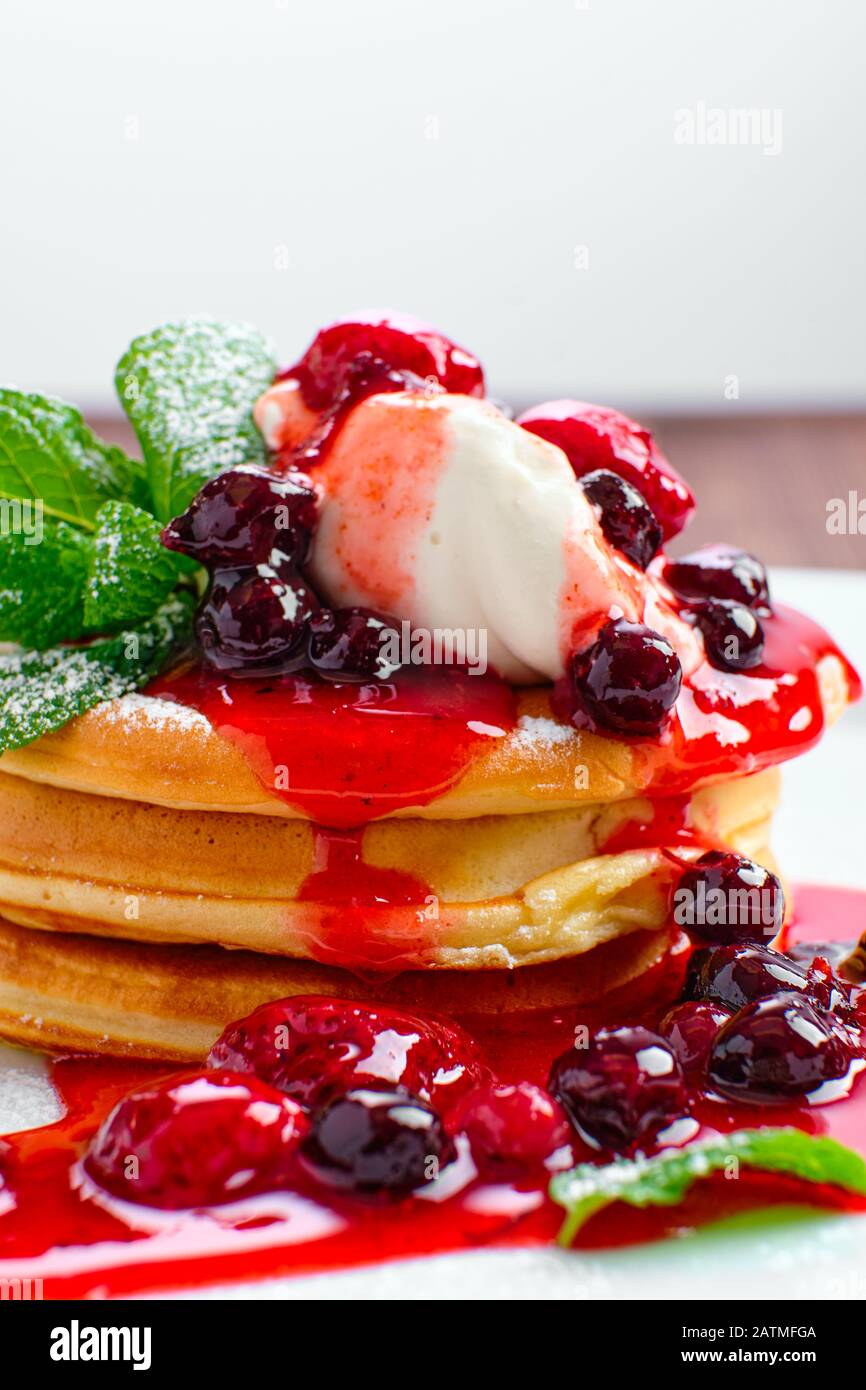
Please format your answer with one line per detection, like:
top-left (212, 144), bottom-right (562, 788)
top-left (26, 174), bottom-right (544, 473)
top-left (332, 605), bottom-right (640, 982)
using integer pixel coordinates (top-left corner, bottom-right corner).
top-left (0, 767), bottom-right (779, 970)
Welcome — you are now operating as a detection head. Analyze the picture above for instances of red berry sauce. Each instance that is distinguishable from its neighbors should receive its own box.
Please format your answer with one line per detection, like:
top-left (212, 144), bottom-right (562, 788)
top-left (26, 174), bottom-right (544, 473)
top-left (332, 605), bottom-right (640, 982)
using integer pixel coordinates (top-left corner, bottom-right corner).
top-left (554, 600), bottom-right (861, 789)
top-left (150, 662), bottom-right (516, 830)
top-left (294, 828), bottom-right (434, 972)
top-left (271, 311), bottom-right (484, 476)
top-left (149, 663), bottom-right (516, 969)
top-left (1, 885), bottom-right (866, 1299)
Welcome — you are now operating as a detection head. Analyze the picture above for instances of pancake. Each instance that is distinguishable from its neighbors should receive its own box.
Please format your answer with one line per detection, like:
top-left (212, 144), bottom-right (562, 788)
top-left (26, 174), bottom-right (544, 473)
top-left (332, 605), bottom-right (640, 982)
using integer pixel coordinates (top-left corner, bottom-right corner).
top-left (0, 913), bottom-right (677, 1060)
top-left (0, 665), bottom-right (844, 820)
top-left (0, 689), bottom-right (652, 818)
top-left (0, 765), bottom-right (779, 969)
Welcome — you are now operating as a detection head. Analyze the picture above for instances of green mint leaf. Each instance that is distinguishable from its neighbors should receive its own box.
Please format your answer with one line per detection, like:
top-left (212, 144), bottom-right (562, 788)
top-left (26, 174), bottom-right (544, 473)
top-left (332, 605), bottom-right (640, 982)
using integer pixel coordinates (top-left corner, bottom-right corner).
top-left (550, 1128), bottom-right (866, 1246)
top-left (82, 500), bottom-right (189, 632)
top-left (0, 523), bottom-right (90, 649)
top-left (115, 317), bottom-right (276, 522)
top-left (0, 389), bottom-right (150, 529)
top-left (0, 591), bottom-right (194, 754)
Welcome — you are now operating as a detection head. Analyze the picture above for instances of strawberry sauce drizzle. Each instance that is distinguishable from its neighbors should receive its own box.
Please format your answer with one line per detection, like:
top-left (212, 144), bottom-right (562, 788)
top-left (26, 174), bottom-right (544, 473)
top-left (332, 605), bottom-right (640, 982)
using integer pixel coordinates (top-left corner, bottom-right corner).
top-left (554, 601), bottom-right (861, 792)
top-left (147, 663), bottom-right (512, 968)
top-left (1, 885), bottom-right (866, 1299)
top-left (295, 827), bottom-right (435, 972)
top-left (275, 361), bottom-right (434, 476)
top-left (149, 663), bottom-right (516, 830)
top-left (656, 603), bottom-right (862, 786)
top-left (599, 794), bottom-right (698, 854)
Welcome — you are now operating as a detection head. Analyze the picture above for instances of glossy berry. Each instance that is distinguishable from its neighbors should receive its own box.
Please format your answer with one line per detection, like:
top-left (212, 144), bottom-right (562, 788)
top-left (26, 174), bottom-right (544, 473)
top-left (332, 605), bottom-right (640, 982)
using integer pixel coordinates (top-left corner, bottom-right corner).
top-left (517, 400), bottom-right (694, 540)
top-left (691, 600), bottom-right (765, 672)
top-left (208, 995), bottom-right (486, 1113)
top-left (285, 311), bottom-right (485, 411)
top-left (450, 1082), bottom-right (571, 1178)
top-left (196, 567), bottom-right (319, 675)
top-left (708, 994), bottom-right (856, 1103)
top-left (658, 1000), bottom-right (732, 1077)
top-left (580, 468), bottom-right (663, 569)
top-left (308, 608), bottom-right (401, 682)
top-left (299, 1087), bottom-right (455, 1200)
top-left (162, 466), bottom-right (319, 569)
top-left (665, 545), bottom-right (770, 612)
top-left (685, 942), bottom-right (810, 1012)
top-left (806, 955), bottom-right (855, 1018)
top-left (568, 619), bottom-right (682, 737)
top-left (548, 1026), bottom-right (687, 1154)
top-left (84, 1071), bottom-right (308, 1209)
top-left (673, 851), bottom-right (784, 945)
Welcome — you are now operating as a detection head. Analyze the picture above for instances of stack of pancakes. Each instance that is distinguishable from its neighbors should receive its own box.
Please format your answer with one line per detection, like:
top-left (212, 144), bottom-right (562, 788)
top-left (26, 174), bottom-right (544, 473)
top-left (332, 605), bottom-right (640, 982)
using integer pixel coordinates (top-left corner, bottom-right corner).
top-left (0, 683), bottom-right (784, 1061)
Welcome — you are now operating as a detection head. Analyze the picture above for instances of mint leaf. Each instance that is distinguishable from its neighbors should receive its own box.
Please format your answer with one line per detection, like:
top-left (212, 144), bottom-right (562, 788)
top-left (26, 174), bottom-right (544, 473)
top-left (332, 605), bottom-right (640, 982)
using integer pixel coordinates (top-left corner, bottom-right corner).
top-left (0, 523), bottom-right (90, 648)
top-left (83, 500), bottom-right (189, 632)
top-left (0, 389), bottom-right (149, 529)
top-left (550, 1128), bottom-right (866, 1246)
top-left (0, 592), bottom-right (194, 754)
top-left (115, 317), bottom-right (276, 522)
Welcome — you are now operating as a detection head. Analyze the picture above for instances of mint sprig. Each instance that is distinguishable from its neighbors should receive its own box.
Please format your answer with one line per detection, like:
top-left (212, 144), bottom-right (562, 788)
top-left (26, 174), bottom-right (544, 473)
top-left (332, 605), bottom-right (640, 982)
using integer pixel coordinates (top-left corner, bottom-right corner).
top-left (0, 316), bottom-right (277, 753)
top-left (550, 1128), bottom-right (866, 1246)
top-left (0, 522), bottom-right (90, 649)
top-left (83, 500), bottom-right (188, 631)
top-left (115, 317), bottom-right (276, 521)
top-left (0, 389), bottom-right (149, 527)
top-left (0, 592), bottom-right (194, 754)
top-left (0, 501), bottom-right (192, 650)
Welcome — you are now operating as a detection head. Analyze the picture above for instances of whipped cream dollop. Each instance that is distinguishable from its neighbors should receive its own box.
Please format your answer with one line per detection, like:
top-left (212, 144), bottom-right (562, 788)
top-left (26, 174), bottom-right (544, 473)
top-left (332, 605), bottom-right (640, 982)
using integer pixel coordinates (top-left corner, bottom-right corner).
top-left (254, 381), bottom-right (701, 683)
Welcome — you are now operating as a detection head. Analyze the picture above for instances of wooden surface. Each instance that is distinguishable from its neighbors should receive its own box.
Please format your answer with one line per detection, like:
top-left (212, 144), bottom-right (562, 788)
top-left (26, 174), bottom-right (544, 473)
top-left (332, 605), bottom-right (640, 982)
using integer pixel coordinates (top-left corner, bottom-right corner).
top-left (90, 413), bottom-right (866, 571)
top-left (652, 415), bottom-right (866, 570)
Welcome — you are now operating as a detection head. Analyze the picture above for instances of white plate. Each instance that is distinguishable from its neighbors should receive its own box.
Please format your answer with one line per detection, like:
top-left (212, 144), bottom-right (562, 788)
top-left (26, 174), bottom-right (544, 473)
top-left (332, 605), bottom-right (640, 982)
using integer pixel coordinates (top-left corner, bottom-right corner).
top-left (4, 567), bottom-right (866, 1300)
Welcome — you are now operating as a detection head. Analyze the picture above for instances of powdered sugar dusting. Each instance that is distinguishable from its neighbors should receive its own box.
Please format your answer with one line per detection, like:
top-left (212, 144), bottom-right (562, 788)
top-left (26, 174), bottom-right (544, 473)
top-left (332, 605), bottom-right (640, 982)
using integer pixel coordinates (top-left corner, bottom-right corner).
top-left (94, 691), bottom-right (211, 734)
top-left (0, 593), bottom-right (194, 753)
top-left (513, 714), bottom-right (580, 752)
top-left (0, 650), bottom-right (130, 726)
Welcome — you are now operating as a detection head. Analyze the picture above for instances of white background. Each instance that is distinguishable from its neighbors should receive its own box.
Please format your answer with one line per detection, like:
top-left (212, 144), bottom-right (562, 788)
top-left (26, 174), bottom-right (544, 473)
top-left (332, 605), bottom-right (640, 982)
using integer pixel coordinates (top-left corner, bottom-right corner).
top-left (1, 0), bottom-right (865, 412)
